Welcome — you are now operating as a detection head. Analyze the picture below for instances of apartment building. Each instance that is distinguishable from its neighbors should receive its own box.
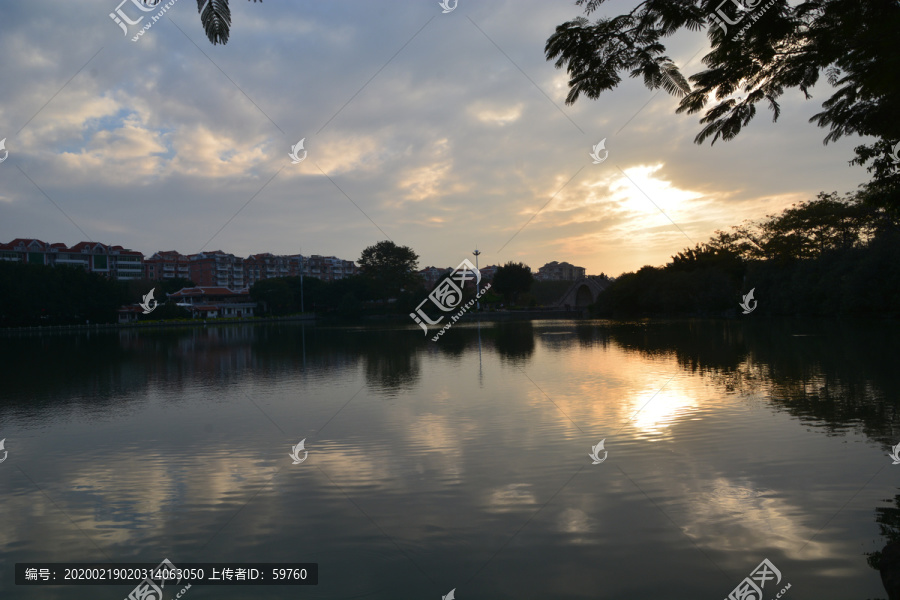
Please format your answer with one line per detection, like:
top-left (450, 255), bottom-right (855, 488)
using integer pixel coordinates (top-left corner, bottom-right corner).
top-left (187, 251), bottom-right (246, 289)
top-left (479, 265), bottom-right (500, 281)
top-left (244, 253), bottom-right (297, 287)
top-left (302, 255), bottom-right (357, 281)
top-left (419, 266), bottom-right (451, 290)
top-left (4, 238), bottom-right (359, 287)
top-left (243, 253), bottom-right (358, 284)
top-left (535, 261), bottom-right (586, 281)
top-left (0, 238), bottom-right (144, 280)
top-left (145, 250), bottom-right (192, 281)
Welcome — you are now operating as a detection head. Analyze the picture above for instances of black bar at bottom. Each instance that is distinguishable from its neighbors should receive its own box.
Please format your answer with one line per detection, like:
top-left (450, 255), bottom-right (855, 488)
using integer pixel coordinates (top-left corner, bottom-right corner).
top-left (16, 563), bottom-right (318, 585)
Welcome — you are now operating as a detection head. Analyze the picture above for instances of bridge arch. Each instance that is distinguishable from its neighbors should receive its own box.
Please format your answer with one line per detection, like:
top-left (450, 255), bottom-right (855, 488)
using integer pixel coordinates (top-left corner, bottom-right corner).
top-left (555, 277), bottom-right (610, 308)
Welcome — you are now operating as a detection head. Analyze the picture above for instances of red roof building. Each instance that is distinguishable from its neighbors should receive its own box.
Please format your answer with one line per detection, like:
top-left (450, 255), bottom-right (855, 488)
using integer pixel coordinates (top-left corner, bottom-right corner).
top-left (302, 254), bottom-right (357, 281)
top-left (0, 239), bottom-right (144, 280)
top-left (244, 252), bottom-right (297, 287)
top-left (168, 286), bottom-right (257, 319)
top-left (187, 251), bottom-right (246, 289)
top-left (145, 250), bottom-right (192, 281)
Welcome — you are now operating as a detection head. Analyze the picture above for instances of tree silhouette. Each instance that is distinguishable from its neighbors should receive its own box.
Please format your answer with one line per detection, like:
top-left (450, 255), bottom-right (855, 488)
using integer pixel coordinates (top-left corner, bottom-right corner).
top-left (591, 189), bottom-right (900, 316)
top-left (190, 0), bottom-right (261, 45)
top-left (546, 0), bottom-right (900, 206)
top-left (358, 240), bottom-right (420, 303)
top-left (492, 262), bottom-right (534, 304)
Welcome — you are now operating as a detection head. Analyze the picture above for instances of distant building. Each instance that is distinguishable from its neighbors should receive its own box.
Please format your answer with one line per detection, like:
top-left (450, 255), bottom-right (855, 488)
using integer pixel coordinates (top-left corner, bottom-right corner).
top-left (187, 251), bottom-right (246, 289)
top-left (0, 238), bottom-right (144, 280)
top-left (108, 245), bottom-right (144, 280)
top-left (302, 255), bottom-right (357, 281)
top-left (479, 265), bottom-right (500, 281)
top-left (168, 286), bottom-right (257, 319)
top-left (145, 250), bottom-right (192, 281)
top-left (244, 252), bottom-right (295, 287)
top-left (116, 305), bottom-right (145, 324)
top-left (3, 237), bottom-right (360, 286)
top-left (419, 266), bottom-right (451, 290)
top-left (536, 261), bottom-right (586, 282)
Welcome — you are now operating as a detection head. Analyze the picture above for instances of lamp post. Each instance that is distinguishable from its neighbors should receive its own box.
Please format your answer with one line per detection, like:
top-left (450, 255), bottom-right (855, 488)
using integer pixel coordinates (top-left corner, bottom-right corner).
top-left (472, 248), bottom-right (481, 311)
top-left (299, 251), bottom-right (305, 314)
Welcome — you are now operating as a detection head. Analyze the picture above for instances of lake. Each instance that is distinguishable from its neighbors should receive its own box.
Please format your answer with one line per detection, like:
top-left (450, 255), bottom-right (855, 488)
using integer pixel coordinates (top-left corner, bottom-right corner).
top-left (1, 318), bottom-right (898, 599)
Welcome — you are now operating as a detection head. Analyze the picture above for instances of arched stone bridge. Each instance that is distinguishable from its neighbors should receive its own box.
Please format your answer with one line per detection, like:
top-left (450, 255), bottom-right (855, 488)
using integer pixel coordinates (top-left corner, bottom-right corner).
top-left (554, 277), bottom-right (610, 308)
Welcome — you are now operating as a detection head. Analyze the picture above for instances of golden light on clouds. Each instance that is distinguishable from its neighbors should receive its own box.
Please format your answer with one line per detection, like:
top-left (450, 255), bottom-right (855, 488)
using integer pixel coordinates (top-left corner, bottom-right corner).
top-left (57, 115), bottom-right (168, 180)
top-left (168, 125), bottom-right (267, 178)
top-left (296, 133), bottom-right (384, 177)
top-left (398, 161), bottom-right (453, 202)
top-left (394, 137), bottom-right (469, 204)
top-left (468, 101), bottom-right (524, 125)
top-left (611, 164), bottom-right (704, 219)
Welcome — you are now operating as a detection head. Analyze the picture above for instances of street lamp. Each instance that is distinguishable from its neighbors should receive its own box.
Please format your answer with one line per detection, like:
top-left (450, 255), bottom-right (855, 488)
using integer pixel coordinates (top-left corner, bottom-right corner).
top-left (472, 248), bottom-right (481, 311)
top-left (299, 251), bottom-right (305, 314)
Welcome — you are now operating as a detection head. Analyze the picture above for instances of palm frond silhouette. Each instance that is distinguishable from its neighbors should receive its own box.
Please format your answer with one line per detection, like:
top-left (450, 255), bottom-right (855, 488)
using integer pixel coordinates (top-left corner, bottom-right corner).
top-left (195, 0), bottom-right (261, 45)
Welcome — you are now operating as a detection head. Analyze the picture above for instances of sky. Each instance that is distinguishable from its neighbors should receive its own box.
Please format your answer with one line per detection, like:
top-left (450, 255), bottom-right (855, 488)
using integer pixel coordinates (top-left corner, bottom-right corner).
top-left (0, 0), bottom-right (873, 277)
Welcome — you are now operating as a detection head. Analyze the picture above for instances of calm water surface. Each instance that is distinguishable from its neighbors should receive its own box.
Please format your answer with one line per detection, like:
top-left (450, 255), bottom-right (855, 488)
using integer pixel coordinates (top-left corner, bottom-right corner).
top-left (1, 318), bottom-right (898, 599)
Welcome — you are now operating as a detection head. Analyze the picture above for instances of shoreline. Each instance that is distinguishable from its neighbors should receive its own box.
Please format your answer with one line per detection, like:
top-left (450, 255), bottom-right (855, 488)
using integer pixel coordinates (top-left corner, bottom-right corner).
top-left (0, 313), bottom-right (317, 335)
top-left (0, 309), bottom-right (586, 335)
top-left (2, 311), bottom-right (895, 336)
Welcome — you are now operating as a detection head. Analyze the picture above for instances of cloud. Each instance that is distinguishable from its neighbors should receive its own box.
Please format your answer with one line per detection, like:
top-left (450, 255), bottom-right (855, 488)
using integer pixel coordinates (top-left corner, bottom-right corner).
top-left (0, 0), bottom-right (871, 273)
